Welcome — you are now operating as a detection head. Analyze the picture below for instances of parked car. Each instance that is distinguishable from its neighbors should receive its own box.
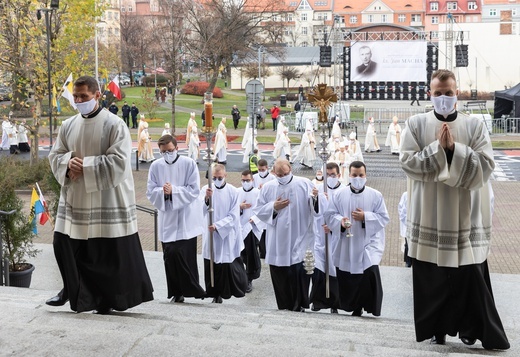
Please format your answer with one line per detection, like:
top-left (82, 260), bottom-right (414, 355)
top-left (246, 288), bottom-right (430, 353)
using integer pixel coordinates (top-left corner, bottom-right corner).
top-left (119, 75), bottom-right (131, 86)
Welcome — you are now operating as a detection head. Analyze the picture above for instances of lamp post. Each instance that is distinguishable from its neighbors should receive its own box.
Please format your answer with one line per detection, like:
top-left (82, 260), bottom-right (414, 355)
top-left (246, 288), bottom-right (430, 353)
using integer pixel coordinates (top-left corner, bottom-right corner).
top-left (37, 0), bottom-right (59, 147)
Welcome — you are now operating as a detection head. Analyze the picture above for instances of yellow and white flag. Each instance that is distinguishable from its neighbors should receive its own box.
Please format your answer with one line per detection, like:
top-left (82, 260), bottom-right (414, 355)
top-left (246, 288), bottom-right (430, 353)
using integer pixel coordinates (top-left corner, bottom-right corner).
top-left (60, 73), bottom-right (77, 110)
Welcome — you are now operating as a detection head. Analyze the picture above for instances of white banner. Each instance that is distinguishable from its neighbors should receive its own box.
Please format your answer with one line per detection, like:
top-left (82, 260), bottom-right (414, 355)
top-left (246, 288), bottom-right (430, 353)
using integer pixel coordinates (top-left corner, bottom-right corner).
top-left (350, 41), bottom-right (428, 82)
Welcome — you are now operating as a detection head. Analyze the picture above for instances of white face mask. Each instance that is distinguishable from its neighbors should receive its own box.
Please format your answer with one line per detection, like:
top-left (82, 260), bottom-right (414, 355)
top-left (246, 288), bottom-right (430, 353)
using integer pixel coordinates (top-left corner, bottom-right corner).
top-left (161, 150), bottom-right (178, 164)
top-left (76, 98), bottom-right (98, 116)
top-left (259, 170), bottom-right (269, 178)
top-left (431, 95), bottom-right (457, 116)
top-left (213, 178), bottom-right (225, 188)
top-left (327, 177), bottom-right (339, 188)
top-left (277, 173), bottom-right (293, 185)
top-left (315, 175), bottom-right (323, 181)
top-left (350, 177), bottom-right (366, 190)
top-left (242, 181), bottom-right (254, 191)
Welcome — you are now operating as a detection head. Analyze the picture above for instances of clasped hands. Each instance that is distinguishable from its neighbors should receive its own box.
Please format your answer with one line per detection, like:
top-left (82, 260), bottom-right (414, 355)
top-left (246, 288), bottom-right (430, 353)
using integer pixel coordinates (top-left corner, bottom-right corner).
top-left (68, 157), bottom-right (84, 181)
top-left (438, 122), bottom-right (455, 151)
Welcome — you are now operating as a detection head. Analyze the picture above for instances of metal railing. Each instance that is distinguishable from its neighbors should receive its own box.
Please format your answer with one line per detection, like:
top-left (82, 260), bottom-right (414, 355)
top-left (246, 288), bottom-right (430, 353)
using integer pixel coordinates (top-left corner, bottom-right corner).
top-left (136, 205), bottom-right (158, 251)
top-left (0, 209), bottom-right (16, 286)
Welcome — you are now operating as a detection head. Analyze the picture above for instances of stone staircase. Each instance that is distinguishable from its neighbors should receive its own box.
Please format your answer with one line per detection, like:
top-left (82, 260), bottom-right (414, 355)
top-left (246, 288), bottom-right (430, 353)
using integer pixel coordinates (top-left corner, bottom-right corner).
top-left (0, 244), bottom-right (517, 356)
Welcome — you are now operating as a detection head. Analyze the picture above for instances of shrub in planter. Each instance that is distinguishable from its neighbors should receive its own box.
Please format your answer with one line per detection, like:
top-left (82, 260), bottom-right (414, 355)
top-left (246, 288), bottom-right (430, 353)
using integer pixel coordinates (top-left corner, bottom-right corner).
top-left (180, 81), bottom-right (223, 98)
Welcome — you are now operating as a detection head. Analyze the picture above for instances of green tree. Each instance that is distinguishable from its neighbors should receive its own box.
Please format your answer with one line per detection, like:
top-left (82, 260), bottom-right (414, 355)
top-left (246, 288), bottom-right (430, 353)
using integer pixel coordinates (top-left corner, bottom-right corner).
top-left (0, 0), bottom-right (103, 164)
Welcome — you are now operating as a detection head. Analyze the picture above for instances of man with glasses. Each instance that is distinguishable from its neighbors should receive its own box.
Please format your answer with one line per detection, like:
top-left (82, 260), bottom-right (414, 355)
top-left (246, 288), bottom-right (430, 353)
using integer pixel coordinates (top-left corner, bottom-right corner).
top-left (254, 158), bottom-right (321, 311)
top-left (147, 135), bottom-right (206, 303)
top-left (201, 164), bottom-right (248, 303)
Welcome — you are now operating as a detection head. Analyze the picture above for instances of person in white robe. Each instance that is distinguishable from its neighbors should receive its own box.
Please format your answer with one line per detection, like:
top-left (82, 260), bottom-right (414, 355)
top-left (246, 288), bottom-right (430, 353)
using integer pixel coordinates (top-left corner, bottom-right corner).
top-left (162, 122), bottom-right (172, 137)
top-left (188, 126), bottom-right (200, 163)
top-left (186, 112), bottom-right (197, 146)
top-left (237, 169), bottom-right (265, 293)
top-left (331, 116), bottom-right (342, 139)
top-left (325, 160), bottom-right (389, 317)
top-left (138, 121), bottom-right (155, 162)
top-left (201, 164), bottom-right (248, 303)
top-left (310, 162), bottom-right (346, 313)
top-left (213, 117), bottom-right (228, 164)
top-left (17, 119), bottom-right (30, 152)
top-left (364, 117), bottom-right (381, 152)
top-left (399, 69), bottom-right (509, 350)
top-left (254, 158), bottom-right (322, 311)
top-left (275, 115), bottom-right (287, 145)
top-left (252, 159), bottom-right (277, 258)
top-left (311, 169), bottom-right (324, 187)
top-left (385, 116), bottom-right (401, 155)
top-left (5, 120), bottom-right (20, 154)
top-left (147, 135), bottom-right (206, 302)
top-left (1, 117), bottom-right (10, 150)
top-left (47, 75), bottom-right (153, 314)
top-left (137, 114), bottom-right (146, 139)
top-left (347, 131), bottom-right (364, 162)
top-left (333, 145), bottom-right (351, 180)
top-left (295, 128), bottom-right (316, 168)
top-left (241, 122), bottom-right (258, 164)
top-left (398, 192), bottom-right (412, 268)
top-left (273, 128), bottom-right (291, 162)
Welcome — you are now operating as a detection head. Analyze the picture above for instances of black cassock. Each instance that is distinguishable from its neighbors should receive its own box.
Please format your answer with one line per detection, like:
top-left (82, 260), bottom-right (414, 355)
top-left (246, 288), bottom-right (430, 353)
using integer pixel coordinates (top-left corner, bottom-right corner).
top-left (336, 265), bottom-right (383, 316)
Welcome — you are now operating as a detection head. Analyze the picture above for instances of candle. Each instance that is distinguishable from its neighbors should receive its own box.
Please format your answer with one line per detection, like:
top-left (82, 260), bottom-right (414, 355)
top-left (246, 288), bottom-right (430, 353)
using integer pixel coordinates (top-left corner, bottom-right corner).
top-left (204, 92), bottom-right (213, 129)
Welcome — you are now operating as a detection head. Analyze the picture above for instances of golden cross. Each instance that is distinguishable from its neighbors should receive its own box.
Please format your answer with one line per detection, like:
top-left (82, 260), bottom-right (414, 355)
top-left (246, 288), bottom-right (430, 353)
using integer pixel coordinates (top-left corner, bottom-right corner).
top-left (306, 84), bottom-right (338, 123)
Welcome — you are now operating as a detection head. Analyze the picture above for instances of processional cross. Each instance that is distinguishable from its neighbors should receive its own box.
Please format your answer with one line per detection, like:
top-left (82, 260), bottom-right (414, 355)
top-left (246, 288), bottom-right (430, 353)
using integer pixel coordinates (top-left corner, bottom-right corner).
top-left (306, 83), bottom-right (338, 123)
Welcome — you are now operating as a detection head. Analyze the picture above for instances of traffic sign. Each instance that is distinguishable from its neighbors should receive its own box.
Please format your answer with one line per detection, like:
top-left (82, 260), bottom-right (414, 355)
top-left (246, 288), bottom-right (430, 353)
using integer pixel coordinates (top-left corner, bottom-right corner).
top-left (245, 79), bottom-right (264, 114)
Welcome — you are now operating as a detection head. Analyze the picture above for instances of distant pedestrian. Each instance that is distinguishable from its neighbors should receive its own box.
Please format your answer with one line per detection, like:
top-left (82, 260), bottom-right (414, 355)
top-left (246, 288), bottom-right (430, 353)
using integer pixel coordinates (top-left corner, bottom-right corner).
top-left (160, 87), bottom-right (167, 103)
top-left (410, 86), bottom-right (420, 106)
top-left (121, 101), bottom-right (131, 127)
top-left (271, 104), bottom-right (280, 131)
top-left (231, 105), bottom-right (241, 130)
top-left (130, 103), bottom-right (139, 129)
top-left (108, 102), bottom-right (118, 115)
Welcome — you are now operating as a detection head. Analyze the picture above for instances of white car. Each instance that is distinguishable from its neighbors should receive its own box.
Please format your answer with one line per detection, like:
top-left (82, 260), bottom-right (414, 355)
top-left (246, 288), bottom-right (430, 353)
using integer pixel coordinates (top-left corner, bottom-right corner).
top-left (119, 76), bottom-right (130, 86)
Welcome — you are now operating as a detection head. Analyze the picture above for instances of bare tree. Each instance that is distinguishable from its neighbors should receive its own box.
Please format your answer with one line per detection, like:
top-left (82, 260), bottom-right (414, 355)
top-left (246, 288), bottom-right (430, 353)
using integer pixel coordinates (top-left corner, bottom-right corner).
top-left (120, 11), bottom-right (152, 84)
top-left (277, 66), bottom-right (301, 92)
top-left (184, 0), bottom-right (280, 95)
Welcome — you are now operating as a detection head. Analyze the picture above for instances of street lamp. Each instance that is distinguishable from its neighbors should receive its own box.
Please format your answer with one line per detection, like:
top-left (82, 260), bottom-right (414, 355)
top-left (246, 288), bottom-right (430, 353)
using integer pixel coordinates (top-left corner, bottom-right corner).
top-left (37, 0), bottom-right (59, 147)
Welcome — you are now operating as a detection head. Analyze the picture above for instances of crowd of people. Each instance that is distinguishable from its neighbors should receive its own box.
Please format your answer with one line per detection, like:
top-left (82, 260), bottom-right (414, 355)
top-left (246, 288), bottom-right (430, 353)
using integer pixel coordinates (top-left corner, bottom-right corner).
top-left (38, 70), bottom-right (509, 351)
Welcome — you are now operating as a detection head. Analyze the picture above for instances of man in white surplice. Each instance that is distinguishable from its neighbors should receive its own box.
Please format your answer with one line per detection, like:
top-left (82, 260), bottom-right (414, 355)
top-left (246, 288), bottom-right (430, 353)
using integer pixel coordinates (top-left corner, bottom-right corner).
top-left (325, 161), bottom-right (389, 317)
top-left (201, 164), bottom-right (248, 303)
top-left (147, 135), bottom-right (206, 303)
top-left (385, 116), bottom-right (401, 155)
top-left (254, 158), bottom-right (322, 311)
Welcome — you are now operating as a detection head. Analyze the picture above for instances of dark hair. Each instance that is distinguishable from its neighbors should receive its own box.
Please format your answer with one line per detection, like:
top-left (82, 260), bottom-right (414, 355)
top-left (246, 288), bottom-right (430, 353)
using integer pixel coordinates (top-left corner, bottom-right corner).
top-left (326, 162), bottom-right (340, 175)
top-left (349, 160), bottom-right (366, 173)
top-left (74, 76), bottom-right (100, 94)
top-left (258, 159), bottom-right (268, 167)
top-left (253, 149), bottom-right (258, 154)
top-left (241, 170), bottom-right (252, 177)
top-left (157, 135), bottom-right (177, 148)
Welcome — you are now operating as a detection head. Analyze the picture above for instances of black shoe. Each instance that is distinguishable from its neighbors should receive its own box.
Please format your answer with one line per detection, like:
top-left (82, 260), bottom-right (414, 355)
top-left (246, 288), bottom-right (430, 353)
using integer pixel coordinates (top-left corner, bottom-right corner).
top-left (430, 335), bottom-right (446, 345)
top-left (300, 307), bottom-right (306, 312)
top-left (46, 294), bottom-right (69, 306)
top-left (93, 308), bottom-right (113, 315)
top-left (376, 149), bottom-right (382, 152)
top-left (460, 337), bottom-right (476, 346)
top-left (311, 304), bottom-right (320, 312)
top-left (245, 281), bottom-right (253, 293)
top-left (352, 308), bottom-right (363, 317)
top-left (212, 296), bottom-right (223, 304)
top-left (171, 295), bottom-right (185, 303)
top-left (331, 308), bottom-right (338, 314)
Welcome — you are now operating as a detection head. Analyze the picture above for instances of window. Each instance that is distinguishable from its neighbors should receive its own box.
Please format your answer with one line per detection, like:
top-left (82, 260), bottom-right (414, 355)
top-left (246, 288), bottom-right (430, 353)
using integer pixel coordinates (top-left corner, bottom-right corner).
top-left (513, 8), bottom-right (518, 16)
top-left (430, 2), bottom-right (438, 11)
top-left (302, 27), bottom-right (308, 35)
top-left (121, 6), bottom-right (125, 12)
top-left (350, 15), bottom-right (357, 24)
top-left (273, 15), bottom-right (279, 21)
top-left (430, 31), bottom-right (439, 39)
top-left (381, 14), bottom-right (388, 23)
top-left (115, 28), bottom-right (119, 36)
top-left (431, 16), bottom-right (439, 24)
top-left (489, 9), bottom-right (497, 16)
top-left (398, 14), bottom-right (406, 22)
top-left (286, 13), bottom-right (293, 21)
top-left (411, 14), bottom-right (421, 22)
top-left (468, 1), bottom-right (477, 10)
top-left (447, 2), bottom-right (457, 11)
top-left (128, 6), bottom-right (133, 12)
top-left (314, 1), bottom-right (327, 5)
top-left (368, 14), bottom-right (373, 23)
top-left (301, 13), bottom-right (308, 21)
top-left (115, 12), bottom-right (119, 20)
top-left (301, 41), bottom-right (308, 47)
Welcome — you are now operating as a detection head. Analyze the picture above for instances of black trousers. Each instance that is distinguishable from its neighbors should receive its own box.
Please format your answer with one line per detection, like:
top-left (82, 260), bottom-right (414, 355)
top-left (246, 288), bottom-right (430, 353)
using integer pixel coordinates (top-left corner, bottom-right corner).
top-left (269, 262), bottom-right (311, 311)
top-left (412, 259), bottom-right (509, 350)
